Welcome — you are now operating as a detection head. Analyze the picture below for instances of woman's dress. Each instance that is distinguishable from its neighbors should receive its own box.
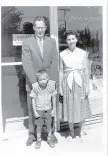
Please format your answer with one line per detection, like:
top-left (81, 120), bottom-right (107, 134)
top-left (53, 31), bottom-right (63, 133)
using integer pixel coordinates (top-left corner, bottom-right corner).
top-left (60, 47), bottom-right (92, 123)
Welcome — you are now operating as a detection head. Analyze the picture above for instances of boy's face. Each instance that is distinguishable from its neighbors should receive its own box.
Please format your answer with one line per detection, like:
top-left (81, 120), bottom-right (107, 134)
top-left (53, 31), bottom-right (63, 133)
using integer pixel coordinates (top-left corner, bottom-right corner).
top-left (37, 73), bottom-right (49, 87)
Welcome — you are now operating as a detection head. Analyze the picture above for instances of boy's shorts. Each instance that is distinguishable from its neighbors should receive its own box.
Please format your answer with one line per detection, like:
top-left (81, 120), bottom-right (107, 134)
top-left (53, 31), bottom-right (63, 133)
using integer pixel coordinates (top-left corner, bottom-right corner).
top-left (34, 109), bottom-right (52, 127)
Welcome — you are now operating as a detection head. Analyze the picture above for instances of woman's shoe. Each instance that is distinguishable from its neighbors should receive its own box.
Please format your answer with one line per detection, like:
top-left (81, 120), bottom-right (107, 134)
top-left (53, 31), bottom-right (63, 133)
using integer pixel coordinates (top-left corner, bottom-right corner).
top-left (79, 132), bottom-right (87, 143)
top-left (66, 132), bottom-right (75, 142)
top-left (69, 132), bottom-right (75, 139)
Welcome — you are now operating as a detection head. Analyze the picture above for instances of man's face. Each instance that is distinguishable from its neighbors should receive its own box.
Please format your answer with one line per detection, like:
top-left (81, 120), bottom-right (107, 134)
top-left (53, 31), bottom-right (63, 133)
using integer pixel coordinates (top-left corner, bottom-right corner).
top-left (37, 73), bottom-right (49, 88)
top-left (66, 34), bottom-right (77, 48)
top-left (33, 20), bottom-right (47, 39)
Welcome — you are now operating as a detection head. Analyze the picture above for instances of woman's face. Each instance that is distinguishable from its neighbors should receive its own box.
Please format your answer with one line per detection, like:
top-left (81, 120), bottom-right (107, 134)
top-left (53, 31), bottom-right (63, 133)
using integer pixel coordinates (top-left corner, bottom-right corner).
top-left (66, 34), bottom-right (78, 49)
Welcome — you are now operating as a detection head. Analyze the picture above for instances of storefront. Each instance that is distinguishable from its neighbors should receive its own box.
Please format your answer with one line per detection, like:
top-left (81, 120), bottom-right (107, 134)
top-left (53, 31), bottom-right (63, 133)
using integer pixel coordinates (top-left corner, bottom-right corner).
top-left (1, 6), bottom-right (102, 139)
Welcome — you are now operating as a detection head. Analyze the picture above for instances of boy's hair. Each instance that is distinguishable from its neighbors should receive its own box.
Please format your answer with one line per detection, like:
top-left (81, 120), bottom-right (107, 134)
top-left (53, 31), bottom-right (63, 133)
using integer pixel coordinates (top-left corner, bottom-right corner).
top-left (36, 68), bottom-right (49, 80)
top-left (33, 16), bottom-right (46, 26)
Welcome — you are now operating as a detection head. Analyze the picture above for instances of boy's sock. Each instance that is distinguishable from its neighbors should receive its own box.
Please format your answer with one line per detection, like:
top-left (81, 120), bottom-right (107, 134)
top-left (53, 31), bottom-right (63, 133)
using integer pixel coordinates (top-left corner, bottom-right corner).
top-left (35, 134), bottom-right (41, 149)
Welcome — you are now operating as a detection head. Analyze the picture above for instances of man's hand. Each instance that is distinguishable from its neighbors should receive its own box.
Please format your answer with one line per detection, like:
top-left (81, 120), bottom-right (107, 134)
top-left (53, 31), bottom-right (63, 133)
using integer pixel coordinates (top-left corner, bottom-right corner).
top-left (32, 82), bottom-right (37, 89)
top-left (92, 84), bottom-right (97, 90)
top-left (48, 80), bottom-right (55, 92)
top-left (34, 111), bottom-right (40, 118)
top-left (32, 82), bottom-right (40, 92)
top-left (50, 110), bottom-right (55, 117)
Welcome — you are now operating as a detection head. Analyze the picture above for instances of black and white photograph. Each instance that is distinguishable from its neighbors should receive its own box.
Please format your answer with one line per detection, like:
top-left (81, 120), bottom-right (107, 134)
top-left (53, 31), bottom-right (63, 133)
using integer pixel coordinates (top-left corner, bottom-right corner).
top-left (0, 2), bottom-right (107, 156)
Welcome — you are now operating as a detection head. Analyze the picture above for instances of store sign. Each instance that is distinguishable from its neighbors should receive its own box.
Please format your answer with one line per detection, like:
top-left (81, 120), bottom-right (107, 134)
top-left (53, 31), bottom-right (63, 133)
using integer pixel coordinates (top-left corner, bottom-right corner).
top-left (12, 34), bottom-right (33, 46)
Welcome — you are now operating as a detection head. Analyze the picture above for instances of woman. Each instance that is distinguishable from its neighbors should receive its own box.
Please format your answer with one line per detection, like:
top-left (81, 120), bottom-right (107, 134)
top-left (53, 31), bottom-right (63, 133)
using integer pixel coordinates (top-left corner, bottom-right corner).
top-left (59, 30), bottom-right (92, 141)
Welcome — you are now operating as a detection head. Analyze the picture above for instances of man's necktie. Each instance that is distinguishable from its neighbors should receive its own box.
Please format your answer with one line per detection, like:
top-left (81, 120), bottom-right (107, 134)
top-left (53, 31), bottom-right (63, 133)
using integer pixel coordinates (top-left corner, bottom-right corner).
top-left (39, 40), bottom-right (43, 58)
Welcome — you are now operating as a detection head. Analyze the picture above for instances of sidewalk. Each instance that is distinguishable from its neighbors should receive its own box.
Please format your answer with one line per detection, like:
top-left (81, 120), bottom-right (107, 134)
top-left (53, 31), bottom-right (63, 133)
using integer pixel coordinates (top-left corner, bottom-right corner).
top-left (0, 97), bottom-right (103, 155)
top-left (0, 123), bottom-right (103, 155)
top-left (0, 79), bottom-right (103, 155)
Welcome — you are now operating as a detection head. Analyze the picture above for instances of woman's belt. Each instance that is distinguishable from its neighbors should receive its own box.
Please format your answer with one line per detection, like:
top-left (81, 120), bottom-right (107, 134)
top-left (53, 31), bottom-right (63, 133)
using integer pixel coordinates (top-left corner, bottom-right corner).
top-left (65, 69), bottom-right (84, 90)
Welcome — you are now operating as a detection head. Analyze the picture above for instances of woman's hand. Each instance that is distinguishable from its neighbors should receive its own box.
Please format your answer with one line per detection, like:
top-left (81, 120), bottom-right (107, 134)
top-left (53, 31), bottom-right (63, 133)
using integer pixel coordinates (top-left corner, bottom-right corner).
top-left (50, 110), bottom-right (55, 117)
top-left (85, 85), bottom-right (90, 97)
top-left (59, 85), bottom-right (63, 96)
top-left (59, 93), bottom-right (63, 103)
top-left (92, 83), bottom-right (97, 90)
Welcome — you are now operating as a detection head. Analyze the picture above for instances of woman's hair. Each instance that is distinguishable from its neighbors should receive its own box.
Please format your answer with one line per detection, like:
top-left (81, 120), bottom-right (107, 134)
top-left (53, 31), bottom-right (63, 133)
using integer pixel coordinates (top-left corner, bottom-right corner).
top-left (64, 30), bottom-right (80, 40)
top-left (36, 68), bottom-right (49, 80)
top-left (33, 16), bottom-right (47, 26)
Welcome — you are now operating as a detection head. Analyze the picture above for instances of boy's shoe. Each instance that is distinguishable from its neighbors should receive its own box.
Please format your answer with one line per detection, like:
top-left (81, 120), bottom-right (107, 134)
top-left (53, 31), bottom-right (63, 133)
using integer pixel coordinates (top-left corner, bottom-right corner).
top-left (26, 137), bottom-right (34, 146)
top-left (47, 137), bottom-right (55, 148)
top-left (51, 133), bottom-right (58, 144)
top-left (35, 139), bottom-right (41, 149)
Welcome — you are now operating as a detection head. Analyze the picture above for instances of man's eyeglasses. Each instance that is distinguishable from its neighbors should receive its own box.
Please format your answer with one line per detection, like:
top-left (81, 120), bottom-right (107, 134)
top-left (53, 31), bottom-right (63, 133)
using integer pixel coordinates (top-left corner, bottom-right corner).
top-left (35, 27), bottom-right (46, 30)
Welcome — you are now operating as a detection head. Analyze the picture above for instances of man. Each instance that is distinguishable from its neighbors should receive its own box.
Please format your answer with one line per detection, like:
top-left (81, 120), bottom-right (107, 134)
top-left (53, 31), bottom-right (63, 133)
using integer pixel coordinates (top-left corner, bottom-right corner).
top-left (22, 16), bottom-right (58, 146)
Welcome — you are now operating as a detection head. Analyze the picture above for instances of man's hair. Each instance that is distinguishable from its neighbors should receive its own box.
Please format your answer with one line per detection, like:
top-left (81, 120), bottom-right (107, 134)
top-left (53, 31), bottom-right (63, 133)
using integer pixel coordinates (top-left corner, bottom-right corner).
top-left (36, 68), bottom-right (49, 80)
top-left (33, 16), bottom-right (46, 26)
top-left (64, 30), bottom-right (80, 40)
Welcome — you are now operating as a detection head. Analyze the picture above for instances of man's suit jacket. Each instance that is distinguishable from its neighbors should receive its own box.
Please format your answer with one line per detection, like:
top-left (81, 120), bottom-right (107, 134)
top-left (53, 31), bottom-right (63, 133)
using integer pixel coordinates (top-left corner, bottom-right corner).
top-left (22, 35), bottom-right (58, 92)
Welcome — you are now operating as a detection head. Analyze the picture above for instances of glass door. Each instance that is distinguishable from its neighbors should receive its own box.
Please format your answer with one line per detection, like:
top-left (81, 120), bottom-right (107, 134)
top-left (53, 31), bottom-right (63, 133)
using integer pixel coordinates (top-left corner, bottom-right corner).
top-left (1, 6), bottom-right (50, 133)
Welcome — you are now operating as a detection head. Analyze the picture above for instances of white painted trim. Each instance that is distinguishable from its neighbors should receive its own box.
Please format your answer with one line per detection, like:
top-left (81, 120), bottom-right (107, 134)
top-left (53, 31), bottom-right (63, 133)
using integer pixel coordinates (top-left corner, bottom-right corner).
top-left (0, 99), bottom-right (4, 138)
top-left (49, 7), bottom-right (60, 131)
top-left (6, 116), bottom-right (29, 123)
top-left (1, 62), bottom-right (22, 66)
top-left (49, 6), bottom-right (59, 51)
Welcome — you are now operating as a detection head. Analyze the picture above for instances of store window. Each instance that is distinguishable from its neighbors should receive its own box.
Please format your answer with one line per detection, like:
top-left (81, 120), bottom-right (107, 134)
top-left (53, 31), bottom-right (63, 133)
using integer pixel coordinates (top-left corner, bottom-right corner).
top-left (58, 6), bottom-right (103, 78)
top-left (1, 6), bottom-right (50, 133)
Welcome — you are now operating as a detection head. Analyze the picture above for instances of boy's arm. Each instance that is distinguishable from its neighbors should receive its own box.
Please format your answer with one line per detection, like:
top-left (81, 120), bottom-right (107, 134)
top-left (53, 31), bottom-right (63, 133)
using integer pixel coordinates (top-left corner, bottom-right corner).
top-left (51, 95), bottom-right (56, 115)
top-left (51, 95), bottom-right (57, 129)
top-left (32, 98), bottom-right (40, 118)
top-left (50, 81), bottom-right (57, 117)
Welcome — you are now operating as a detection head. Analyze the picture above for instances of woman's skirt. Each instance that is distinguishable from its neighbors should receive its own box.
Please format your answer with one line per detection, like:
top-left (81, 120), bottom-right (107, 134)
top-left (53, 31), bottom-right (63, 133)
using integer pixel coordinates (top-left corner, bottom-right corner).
top-left (62, 71), bottom-right (92, 123)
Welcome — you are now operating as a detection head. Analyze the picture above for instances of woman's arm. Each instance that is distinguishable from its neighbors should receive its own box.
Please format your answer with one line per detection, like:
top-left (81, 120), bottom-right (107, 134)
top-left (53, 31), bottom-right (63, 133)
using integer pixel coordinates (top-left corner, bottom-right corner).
top-left (83, 52), bottom-right (90, 95)
top-left (59, 54), bottom-right (64, 95)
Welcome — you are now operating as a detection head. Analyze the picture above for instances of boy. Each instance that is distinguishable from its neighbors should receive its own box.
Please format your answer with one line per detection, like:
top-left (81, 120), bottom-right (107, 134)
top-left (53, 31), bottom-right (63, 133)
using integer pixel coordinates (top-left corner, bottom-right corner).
top-left (30, 69), bottom-right (57, 149)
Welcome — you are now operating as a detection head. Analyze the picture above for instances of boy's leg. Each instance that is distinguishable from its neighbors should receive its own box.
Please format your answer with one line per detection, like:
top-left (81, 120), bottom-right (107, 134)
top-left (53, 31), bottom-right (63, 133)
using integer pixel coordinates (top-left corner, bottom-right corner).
top-left (45, 110), bottom-right (55, 148)
top-left (36, 119), bottom-right (43, 140)
top-left (35, 111), bottom-right (44, 149)
top-left (51, 94), bottom-right (58, 143)
top-left (51, 117), bottom-right (58, 143)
